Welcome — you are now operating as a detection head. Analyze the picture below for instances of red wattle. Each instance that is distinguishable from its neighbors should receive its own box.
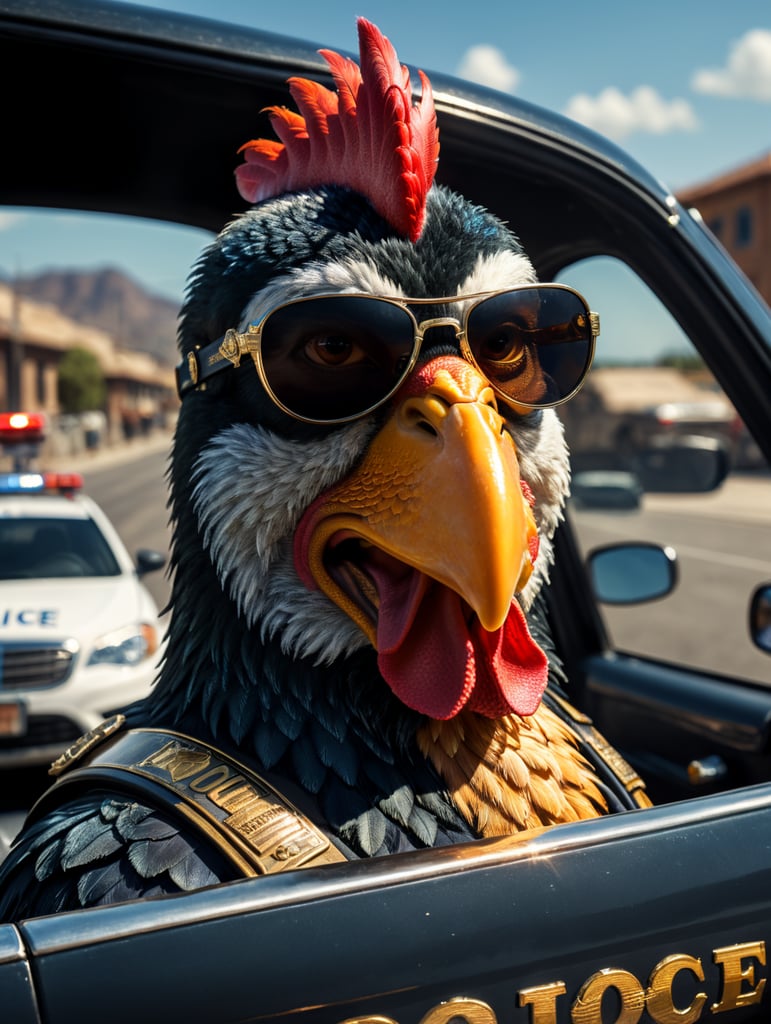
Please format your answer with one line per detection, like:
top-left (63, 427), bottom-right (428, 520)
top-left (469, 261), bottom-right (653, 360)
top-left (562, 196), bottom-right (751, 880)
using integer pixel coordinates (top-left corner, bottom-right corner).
top-left (376, 567), bottom-right (548, 720)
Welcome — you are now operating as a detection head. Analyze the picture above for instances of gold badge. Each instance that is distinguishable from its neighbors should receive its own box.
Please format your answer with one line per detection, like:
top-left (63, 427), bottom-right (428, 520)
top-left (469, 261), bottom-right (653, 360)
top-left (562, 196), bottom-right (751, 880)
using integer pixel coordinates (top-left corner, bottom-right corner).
top-left (187, 350), bottom-right (199, 385)
top-left (134, 735), bottom-right (345, 872)
top-left (219, 329), bottom-right (242, 368)
top-left (49, 713), bottom-right (126, 776)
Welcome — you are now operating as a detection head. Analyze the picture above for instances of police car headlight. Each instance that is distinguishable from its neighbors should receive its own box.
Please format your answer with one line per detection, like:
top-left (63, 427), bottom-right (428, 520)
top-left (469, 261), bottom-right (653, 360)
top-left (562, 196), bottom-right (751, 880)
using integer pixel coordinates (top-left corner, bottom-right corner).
top-left (87, 623), bottom-right (159, 666)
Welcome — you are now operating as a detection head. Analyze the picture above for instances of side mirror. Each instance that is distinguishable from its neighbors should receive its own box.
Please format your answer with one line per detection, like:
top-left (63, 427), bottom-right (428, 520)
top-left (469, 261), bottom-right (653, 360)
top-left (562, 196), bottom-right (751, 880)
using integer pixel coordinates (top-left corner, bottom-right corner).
top-left (588, 542), bottom-right (677, 605)
top-left (136, 548), bottom-right (166, 577)
top-left (749, 584), bottom-right (771, 655)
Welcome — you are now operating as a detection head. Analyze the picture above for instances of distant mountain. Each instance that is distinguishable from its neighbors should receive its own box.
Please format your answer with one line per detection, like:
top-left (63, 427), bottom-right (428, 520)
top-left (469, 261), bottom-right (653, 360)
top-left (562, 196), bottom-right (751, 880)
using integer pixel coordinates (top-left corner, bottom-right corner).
top-left (13, 268), bottom-right (180, 366)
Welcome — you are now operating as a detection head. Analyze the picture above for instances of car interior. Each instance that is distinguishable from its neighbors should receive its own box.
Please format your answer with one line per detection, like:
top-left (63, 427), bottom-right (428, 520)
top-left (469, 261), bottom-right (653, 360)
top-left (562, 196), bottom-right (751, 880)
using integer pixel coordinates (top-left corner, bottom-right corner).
top-left (0, 518), bottom-right (121, 579)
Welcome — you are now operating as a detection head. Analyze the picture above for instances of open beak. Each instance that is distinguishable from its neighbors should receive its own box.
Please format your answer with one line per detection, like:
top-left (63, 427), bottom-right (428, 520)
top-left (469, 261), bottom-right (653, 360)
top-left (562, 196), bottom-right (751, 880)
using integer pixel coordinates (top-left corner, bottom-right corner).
top-left (294, 355), bottom-right (547, 720)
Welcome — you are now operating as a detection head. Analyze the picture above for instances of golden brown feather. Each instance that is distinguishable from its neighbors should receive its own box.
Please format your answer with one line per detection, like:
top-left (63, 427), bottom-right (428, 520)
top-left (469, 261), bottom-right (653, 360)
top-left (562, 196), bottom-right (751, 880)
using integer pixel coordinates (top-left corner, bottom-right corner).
top-left (417, 703), bottom-right (613, 836)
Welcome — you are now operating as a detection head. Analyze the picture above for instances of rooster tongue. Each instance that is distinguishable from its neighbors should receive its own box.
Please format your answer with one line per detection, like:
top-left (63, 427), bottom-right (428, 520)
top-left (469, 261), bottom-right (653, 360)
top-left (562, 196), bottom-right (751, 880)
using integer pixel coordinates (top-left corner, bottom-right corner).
top-left (372, 561), bottom-right (548, 721)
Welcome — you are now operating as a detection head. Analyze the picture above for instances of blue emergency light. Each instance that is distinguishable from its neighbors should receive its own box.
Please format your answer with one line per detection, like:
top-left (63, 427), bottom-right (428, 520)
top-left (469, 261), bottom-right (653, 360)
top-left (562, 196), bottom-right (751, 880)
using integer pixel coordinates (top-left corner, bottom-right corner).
top-left (0, 472), bottom-right (83, 495)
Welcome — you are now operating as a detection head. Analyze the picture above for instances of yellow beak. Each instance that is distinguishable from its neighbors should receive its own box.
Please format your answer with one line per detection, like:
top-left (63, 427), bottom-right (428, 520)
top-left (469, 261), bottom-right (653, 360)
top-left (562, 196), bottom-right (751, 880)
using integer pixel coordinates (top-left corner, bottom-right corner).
top-left (295, 358), bottom-right (538, 646)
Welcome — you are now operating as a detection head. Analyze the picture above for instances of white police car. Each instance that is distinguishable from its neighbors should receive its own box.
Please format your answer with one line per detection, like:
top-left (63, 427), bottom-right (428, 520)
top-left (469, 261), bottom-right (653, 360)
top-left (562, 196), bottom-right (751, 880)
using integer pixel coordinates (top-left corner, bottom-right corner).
top-left (0, 418), bottom-right (166, 767)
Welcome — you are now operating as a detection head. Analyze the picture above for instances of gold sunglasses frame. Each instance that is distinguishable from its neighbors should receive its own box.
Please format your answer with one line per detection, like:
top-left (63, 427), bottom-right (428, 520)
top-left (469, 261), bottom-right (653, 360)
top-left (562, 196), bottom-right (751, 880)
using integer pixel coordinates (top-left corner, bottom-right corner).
top-left (177, 284), bottom-right (599, 425)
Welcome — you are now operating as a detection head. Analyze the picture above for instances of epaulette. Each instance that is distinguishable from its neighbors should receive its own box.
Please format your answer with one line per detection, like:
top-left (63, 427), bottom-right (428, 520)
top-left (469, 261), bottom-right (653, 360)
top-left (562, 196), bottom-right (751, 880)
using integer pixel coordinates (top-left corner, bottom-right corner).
top-left (32, 714), bottom-right (348, 876)
top-left (542, 690), bottom-right (652, 810)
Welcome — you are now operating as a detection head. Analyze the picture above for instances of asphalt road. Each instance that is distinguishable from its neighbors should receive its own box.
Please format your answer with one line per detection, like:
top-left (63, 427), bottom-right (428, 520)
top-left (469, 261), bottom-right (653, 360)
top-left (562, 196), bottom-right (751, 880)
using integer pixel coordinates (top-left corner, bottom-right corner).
top-left (81, 444), bottom-right (174, 614)
top-left (571, 476), bottom-right (771, 686)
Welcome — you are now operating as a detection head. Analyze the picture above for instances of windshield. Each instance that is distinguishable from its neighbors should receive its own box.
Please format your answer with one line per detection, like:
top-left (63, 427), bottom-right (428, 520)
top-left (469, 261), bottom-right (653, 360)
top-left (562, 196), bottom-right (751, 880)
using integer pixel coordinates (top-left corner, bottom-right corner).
top-left (0, 516), bottom-right (122, 579)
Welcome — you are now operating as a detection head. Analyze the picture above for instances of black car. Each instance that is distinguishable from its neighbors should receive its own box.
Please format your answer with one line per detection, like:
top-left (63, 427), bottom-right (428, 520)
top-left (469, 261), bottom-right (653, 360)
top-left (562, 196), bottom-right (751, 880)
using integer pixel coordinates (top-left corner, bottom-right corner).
top-left (0, 3), bottom-right (770, 1023)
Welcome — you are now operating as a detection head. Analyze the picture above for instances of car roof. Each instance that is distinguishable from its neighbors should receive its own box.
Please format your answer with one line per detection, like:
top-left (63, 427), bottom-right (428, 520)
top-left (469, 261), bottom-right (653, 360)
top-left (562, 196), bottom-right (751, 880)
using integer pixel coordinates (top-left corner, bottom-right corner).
top-left (0, 494), bottom-right (94, 519)
top-left (0, 0), bottom-right (670, 251)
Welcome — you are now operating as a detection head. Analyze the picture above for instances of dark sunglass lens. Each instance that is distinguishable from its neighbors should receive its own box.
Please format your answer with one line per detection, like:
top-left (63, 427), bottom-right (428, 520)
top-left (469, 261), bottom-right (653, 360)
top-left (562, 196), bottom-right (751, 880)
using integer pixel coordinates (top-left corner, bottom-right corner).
top-left (467, 288), bottom-right (592, 407)
top-left (259, 297), bottom-right (416, 420)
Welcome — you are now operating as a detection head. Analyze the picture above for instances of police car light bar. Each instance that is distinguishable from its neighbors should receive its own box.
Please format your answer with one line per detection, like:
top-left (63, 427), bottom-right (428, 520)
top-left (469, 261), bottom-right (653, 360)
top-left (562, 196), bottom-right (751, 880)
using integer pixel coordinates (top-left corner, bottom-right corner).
top-left (0, 472), bottom-right (83, 495)
top-left (0, 412), bottom-right (48, 442)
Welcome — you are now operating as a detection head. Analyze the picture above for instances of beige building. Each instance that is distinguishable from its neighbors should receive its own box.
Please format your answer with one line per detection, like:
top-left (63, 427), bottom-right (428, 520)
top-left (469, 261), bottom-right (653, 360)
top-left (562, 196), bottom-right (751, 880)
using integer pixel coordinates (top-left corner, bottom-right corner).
top-left (676, 151), bottom-right (771, 305)
top-left (0, 283), bottom-right (176, 450)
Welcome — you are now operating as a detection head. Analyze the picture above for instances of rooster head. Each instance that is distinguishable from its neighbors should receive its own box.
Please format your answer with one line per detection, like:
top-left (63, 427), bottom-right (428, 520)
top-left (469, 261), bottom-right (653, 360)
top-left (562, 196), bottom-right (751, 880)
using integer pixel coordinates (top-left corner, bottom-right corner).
top-left (161, 18), bottom-right (596, 735)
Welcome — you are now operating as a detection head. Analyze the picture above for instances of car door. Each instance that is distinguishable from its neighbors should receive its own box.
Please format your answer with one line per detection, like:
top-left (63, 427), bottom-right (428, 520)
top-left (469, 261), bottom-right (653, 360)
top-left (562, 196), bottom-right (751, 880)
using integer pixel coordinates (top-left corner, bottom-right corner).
top-left (539, 210), bottom-right (771, 808)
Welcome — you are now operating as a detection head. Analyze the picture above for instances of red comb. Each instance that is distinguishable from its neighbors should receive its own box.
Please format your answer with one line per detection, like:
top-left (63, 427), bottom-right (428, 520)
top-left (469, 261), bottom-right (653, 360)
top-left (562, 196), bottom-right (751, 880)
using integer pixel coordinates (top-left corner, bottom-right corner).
top-left (235, 18), bottom-right (439, 242)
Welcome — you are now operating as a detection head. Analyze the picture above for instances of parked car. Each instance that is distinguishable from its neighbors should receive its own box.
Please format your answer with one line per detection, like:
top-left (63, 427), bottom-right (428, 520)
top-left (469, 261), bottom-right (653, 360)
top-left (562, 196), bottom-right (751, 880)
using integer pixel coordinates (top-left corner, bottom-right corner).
top-left (571, 469), bottom-right (644, 510)
top-left (614, 397), bottom-right (739, 455)
top-left (0, 3), bottom-right (769, 1023)
top-left (0, 428), bottom-right (167, 768)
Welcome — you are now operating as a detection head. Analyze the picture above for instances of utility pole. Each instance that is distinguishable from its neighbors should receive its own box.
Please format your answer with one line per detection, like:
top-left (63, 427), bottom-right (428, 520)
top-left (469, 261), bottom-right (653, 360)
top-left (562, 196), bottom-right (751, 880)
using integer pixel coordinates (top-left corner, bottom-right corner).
top-left (7, 272), bottom-right (24, 410)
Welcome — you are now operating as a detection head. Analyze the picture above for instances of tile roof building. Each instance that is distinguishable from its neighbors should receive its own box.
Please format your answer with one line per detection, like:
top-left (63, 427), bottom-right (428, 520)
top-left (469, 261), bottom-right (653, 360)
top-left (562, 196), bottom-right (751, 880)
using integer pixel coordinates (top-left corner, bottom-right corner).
top-left (676, 152), bottom-right (771, 307)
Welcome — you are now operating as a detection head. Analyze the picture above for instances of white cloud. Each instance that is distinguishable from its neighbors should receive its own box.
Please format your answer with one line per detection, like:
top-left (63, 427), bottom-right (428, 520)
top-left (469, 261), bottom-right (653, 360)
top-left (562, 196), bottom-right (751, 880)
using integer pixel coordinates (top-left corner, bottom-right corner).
top-left (456, 45), bottom-right (520, 93)
top-left (692, 29), bottom-right (771, 101)
top-left (563, 86), bottom-right (699, 141)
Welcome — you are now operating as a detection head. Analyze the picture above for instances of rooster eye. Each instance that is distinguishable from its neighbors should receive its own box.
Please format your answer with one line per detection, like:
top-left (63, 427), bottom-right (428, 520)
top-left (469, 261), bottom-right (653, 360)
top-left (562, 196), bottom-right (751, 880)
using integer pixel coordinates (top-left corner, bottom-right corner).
top-left (478, 326), bottom-right (526, 366)
top-left (305, 333), bottom-right (364, 367)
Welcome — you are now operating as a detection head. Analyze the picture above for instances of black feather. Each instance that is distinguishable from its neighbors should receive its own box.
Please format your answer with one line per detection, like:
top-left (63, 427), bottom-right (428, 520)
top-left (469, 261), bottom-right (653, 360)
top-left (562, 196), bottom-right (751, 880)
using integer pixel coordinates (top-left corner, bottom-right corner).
top-left (406, 803), bottom-right (439, 848)
top-left (310, 718), bottom-right (360, 785)
top-left (114, 802), bottom-right (176, 841)
top-left (377, 785), bottom-right (415, 830)
top-left (227, 678), bottom-right (259, 744)
top-left (290, 733), bottom-right (328, 793)
top-left (343, 806), bottom-right (388, 858)
top-left (34, 835), bottom-right (66, 882)
top-left (168, 848), bottom-right (221, 891)
top-left (253, 718), bottom-right (291, 768)
top-left (0, 793), bottom-right (241, 919)
top-left (128, 831), bottom-right (201, 880)
top-left (77, 858), bottom-right (128, 906)
top-left (60, 808), bottom-right (128, 868)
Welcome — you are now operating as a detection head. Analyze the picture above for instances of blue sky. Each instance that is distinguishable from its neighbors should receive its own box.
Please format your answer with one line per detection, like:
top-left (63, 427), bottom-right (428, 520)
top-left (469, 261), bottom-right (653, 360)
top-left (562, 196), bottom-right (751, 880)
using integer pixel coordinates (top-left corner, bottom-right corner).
top-left (1, 0), bottom-right (769, 347)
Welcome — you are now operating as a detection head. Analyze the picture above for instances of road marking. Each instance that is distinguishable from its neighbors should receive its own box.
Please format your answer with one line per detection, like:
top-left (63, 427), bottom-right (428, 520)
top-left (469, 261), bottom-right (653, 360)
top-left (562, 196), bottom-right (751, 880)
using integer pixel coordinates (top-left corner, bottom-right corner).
top-left (672, 544), bottom-right (771, 574)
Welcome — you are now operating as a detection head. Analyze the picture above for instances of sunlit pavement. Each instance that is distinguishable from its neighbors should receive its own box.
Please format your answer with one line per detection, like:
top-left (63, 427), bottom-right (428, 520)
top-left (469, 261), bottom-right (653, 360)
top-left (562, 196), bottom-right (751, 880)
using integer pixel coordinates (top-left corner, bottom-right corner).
top-left (643, 471), bottom-right (770, 523)
top-left (45, 427), bottom-right (175, 473)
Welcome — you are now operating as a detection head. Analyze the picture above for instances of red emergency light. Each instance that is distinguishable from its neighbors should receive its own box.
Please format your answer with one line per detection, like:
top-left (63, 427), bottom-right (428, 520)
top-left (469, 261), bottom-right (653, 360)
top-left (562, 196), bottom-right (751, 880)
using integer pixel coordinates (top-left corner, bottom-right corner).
top-left (0, 411), bottom-right (48, 443)
top-left (43, 472), bottom-right (84, 494)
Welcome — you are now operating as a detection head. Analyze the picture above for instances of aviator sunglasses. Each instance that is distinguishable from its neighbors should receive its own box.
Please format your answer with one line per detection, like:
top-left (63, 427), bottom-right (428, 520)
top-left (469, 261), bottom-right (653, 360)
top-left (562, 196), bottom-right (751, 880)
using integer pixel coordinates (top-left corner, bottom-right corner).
top-left (176, 284), bottom-right (600, 424)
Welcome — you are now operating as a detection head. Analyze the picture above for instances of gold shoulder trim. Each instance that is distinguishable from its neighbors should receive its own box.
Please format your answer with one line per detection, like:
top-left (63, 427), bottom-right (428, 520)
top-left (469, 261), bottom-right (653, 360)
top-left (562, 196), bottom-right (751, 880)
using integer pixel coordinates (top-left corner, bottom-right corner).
top-left (50, 725), bottom-right (347, 875)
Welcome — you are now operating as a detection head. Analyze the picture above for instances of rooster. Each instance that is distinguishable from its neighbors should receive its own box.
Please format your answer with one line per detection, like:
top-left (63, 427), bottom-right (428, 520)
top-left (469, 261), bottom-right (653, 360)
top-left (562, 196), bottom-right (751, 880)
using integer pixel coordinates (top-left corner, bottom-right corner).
top-left (0, 18), bottom-right (649, 920)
